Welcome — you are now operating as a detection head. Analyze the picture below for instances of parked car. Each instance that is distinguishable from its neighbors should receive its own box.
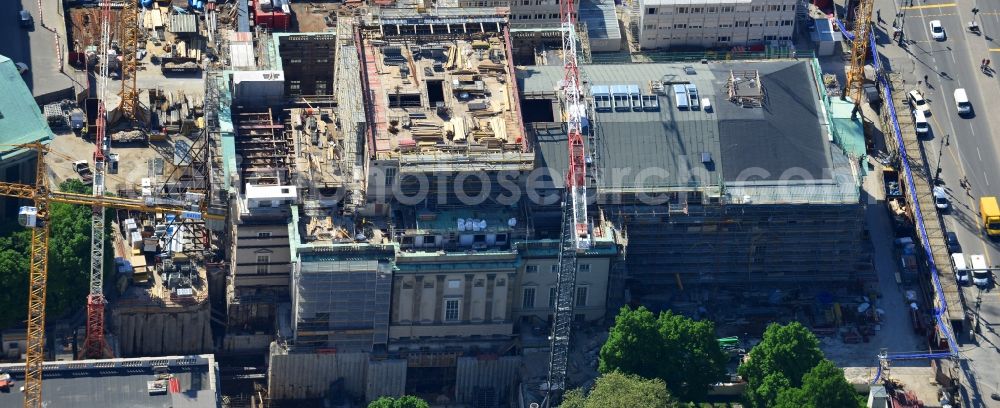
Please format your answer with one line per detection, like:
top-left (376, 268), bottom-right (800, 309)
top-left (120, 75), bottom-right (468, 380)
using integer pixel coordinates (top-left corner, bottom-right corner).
top-left (930, 20), bottom-right (946, 40)
top-left (946, 231), bottom-right (961, 253)
top-left (934, 186), bottom-right (949, 210)
top-left (15, 62), bottom-right (29, 75)
top-left (909, 89), bottom-right (930, 114)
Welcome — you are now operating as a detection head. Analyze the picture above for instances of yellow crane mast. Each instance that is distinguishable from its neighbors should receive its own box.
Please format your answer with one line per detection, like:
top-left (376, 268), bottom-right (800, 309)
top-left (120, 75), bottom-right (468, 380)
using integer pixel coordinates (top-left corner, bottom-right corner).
top-left (119, 1), bottom-right (141, 122)
top-left (846, 0), bottom-right (875, 106)
top-left (2, 142), bottom-right (223, 408)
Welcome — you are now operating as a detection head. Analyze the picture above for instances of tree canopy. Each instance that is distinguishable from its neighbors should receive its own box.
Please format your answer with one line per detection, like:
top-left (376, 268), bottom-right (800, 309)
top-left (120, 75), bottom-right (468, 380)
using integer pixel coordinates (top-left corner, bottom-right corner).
top-left (367, 395), bottom-right (430, 408)
top-left (599, 306), bottom-right (727, 402)
top-left (0, 179), bottom-right (94, 328)
top-left (740, 322), bottom-right (861, 408)
top-left (774, 360), bottom-right (864, 408)
top-left (560, 371), bottom-right (678, 408)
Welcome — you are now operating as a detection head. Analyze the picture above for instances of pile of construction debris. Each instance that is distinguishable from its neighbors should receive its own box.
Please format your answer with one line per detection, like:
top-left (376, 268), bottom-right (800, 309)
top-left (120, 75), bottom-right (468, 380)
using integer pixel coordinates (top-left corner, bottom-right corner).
top-left (148, 89), bottom-right (204, 136)
top-left (824, 74), bottom-right (842, 97)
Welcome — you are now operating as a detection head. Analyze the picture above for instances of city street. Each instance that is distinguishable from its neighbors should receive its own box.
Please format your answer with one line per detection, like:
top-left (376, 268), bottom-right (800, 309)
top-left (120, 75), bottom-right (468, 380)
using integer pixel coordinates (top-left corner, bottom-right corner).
top-left (871, 0), bottom-right (1000, 403)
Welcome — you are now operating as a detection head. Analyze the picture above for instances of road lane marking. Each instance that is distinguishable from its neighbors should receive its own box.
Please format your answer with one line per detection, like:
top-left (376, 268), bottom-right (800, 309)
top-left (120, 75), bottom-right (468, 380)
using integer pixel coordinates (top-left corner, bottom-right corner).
top-left (901, 3), bottom-right (956, 10)
top-left (985, 171), bottom-right (990, 186)
top-left (978, 146), bottom-right (983, 161)
top-left (990, 48), bottom-right (1000, 53)
top-left (904, 12), bottom-right (957, 17)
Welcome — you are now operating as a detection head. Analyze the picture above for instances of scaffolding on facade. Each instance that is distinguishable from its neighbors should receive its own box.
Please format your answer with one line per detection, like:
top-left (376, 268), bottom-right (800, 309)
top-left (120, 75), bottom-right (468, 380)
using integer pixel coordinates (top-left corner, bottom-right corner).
top-left (335, 16), bottom-right (367, 215)
top-left (610, 200), bottom-right (873, 288)
top-left (293, 253), bottom-right (393, 351)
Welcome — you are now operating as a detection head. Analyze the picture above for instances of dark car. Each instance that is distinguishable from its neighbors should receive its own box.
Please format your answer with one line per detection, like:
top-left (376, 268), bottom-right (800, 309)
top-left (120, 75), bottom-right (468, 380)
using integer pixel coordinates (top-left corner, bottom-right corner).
top-left (946, 231), bottom-right (961, 253)
top-left (19, 10), bottom-right (33, 28)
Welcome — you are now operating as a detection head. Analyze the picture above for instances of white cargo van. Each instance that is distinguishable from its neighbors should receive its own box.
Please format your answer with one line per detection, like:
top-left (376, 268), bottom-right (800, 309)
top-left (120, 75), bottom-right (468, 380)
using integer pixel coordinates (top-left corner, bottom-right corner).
top-left (952, 253), bottom-right (969, 284)
top-left (954, 88), bottom-right (971, 115)
top-left (971, 254), bottom-right (991, 287)
top-left (913, 110), bottom-right (929, 134)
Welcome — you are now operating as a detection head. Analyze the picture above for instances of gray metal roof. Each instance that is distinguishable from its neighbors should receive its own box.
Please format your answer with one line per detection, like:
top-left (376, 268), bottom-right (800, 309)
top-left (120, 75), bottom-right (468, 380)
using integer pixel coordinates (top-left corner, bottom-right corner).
top-left (170, 14), bottom-right (198, 34)
top-left (580, 0), bottom-right (621, 41)
top-left (0, 355), bottom-right (218, 408)
top-left (519, 60), bottom-right (847, 200)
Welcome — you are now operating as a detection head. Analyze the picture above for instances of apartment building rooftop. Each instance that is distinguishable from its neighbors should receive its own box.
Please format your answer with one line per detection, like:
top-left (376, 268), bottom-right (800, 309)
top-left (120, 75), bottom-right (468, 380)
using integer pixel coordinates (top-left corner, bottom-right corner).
top-left (519, 59), bottom-right (860, 204)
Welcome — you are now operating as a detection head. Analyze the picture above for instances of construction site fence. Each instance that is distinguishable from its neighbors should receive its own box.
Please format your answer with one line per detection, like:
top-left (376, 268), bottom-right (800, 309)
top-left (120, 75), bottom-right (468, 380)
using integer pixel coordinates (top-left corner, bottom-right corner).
top-left (588, 47), bottom-right (810, 65)
top-left (834, 20), bottom-right (959, 376)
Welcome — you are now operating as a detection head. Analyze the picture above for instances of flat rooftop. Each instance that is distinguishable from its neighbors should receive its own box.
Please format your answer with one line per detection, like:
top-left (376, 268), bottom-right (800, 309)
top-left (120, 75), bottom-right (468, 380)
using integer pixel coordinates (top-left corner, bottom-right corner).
top-left (519, 60), bottom-right (859, 203)
top-left (0, 355), bottom-right (218, 408)
top-left (363, 34), bottom-right (531, 166)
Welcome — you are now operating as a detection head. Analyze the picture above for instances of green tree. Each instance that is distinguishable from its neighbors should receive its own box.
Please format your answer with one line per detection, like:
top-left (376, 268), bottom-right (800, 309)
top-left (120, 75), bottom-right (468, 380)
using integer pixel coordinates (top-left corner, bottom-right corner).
top-left (738, 322), bottom-right (826, 408)
top-left (367, 395), bottom-right (430, 408)
top-left (560, 371), bottom-right (678, 408)
top-left (774, 360), bottom-right (864, 408)
top-left (0, 179), bottom-right (94, 328)
top-left (599, 306), bottom-right (727, 402)
top-left (599, 306), bottom-right (662, 380)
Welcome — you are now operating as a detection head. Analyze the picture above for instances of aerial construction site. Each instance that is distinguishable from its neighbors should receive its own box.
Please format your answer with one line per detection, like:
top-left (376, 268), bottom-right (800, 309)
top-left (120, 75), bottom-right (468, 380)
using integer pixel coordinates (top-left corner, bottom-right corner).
top-left (0, 0), bottom-right (993, 406)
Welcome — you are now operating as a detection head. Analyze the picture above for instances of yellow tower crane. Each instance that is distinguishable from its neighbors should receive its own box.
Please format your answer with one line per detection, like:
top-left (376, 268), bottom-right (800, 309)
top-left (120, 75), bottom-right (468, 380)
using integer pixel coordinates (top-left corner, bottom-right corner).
top-left (119, 0), bottom-right (141, 122)
top-left (846, 0), bottom-right (875, 106)
top-left (0, 142), bottom-right (224, 408)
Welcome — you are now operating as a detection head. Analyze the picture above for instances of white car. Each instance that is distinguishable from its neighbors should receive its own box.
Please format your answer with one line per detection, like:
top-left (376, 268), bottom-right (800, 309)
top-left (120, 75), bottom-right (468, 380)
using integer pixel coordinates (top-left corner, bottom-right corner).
top-left (930, 20), bottom-right (945, 40)
top-left (15, 62), bottom-right (28, 74)
top-left (934, 186), bottom-right (949, 210)
top-left (908, 89), bottom-right (930, 114)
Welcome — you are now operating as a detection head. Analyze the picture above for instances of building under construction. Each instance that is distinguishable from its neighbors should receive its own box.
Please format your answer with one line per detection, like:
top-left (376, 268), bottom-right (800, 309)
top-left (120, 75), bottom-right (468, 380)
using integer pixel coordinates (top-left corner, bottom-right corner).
top-left (519, 60), bottom-right (872, 301)
top-left (197, 8), bottom-right (621, 405)
top-left (198, 5), bottom-right (872, 406)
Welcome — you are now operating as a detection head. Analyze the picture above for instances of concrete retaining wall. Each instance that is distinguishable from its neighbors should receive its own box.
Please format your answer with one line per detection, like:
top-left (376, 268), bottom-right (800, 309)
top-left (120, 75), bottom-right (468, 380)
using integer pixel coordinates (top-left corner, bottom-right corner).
top-left (268, 344), bottom-right (406, 402)
top-left (112, 304), bottom-right (213, 357)
top-left (455, 355), bottom-right (521, 404)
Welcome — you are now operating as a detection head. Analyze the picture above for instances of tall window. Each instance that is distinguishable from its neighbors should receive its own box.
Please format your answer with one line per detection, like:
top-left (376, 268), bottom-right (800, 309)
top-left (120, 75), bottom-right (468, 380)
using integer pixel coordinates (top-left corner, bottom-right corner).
top-left (575, 286), bottom-right (588, 307)
top-left (523, 287), bottom-right (536, 309)
top-left (549, 287), bottom-right (557, 308)
top-left (578, 263), bottom-right (591, 273)
top-left (526, 265), bottom-right (539, 274)
top-left (256, 255), bottom-right (269, 274)
top-left (445, 299), bottom-right (460, 322)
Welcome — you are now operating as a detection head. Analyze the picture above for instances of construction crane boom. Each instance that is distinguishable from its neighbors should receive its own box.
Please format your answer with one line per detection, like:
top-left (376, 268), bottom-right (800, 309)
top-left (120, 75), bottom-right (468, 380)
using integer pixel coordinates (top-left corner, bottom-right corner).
top-left (846, 0), bottom-right (874, 105)
top-left (547, 0), bottom-right (592, 403)
top-left (8, 142), bottom-right (221, 408)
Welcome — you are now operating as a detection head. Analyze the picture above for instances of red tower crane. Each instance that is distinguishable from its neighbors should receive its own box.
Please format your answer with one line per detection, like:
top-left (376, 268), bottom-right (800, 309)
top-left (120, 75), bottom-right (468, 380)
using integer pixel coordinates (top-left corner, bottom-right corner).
top-left (545, 0), bottom-right (592, 404)
top-left (81, 0), bottom-right (114, 360)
